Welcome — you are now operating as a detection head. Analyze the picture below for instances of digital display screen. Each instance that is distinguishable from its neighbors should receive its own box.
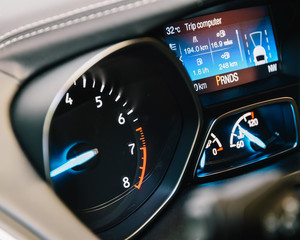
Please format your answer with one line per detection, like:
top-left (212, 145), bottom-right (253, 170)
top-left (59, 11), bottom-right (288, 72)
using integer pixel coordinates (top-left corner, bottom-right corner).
top-left (164, 6), bottom-right (279, 94)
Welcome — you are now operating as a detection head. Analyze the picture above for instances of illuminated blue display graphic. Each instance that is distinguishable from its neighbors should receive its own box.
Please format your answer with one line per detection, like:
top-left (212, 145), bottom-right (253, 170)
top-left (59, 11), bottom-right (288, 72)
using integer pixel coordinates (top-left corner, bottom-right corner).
top-left (195, 101), bottom-right (298, 178)
top-left (238, 126), bottom-right (266, 150)
top-left (164, 7), bottom-right (279, 94)
top-left (50, 148), bottom-right (98, 177)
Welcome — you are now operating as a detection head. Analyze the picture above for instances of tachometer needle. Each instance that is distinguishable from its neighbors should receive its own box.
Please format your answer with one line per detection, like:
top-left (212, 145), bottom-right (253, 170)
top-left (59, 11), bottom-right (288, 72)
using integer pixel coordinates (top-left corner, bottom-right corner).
top-left (50, 148), bottom-right (99, 177)
top-left (238, 126), bottom-right (266, 149)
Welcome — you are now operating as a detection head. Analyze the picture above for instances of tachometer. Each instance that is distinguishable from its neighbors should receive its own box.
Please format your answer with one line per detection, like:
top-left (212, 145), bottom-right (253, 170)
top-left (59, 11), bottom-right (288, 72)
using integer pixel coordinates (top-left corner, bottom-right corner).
top-left (48, 73), bottom-right (147, 211)
top-left (39, 39), bottom-right (200, 239)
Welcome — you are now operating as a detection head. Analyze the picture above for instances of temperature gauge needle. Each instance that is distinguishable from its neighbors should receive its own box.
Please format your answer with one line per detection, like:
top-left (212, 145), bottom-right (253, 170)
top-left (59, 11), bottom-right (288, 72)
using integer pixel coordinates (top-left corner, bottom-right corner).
top-left (200, 151), bottom-right (206, 169)
top-left (238, 126), bottom-right (266, 149)
top-left (50, 148), bottom-right (99, 177)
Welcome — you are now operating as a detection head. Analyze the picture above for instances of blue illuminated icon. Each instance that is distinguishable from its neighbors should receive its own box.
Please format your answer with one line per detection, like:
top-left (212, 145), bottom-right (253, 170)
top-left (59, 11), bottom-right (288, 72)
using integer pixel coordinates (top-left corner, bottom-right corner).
top-left (238, 126), bottom-right (266, 149)
top-left (50, 148), bottom-right (99, 177)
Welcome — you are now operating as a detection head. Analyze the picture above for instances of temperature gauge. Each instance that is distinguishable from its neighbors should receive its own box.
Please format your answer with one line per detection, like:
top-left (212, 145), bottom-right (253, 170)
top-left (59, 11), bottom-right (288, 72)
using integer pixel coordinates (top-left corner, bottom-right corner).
top-left (199, 133), bottom-right (223, 170)
top-left (196, 99), bottom-right (298, 178)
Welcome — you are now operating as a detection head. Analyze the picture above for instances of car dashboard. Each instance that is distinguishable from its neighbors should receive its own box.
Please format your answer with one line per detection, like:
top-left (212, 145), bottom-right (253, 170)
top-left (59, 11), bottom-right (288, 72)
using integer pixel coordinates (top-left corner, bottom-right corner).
top-left (0, 0), bottom-right (300, 239)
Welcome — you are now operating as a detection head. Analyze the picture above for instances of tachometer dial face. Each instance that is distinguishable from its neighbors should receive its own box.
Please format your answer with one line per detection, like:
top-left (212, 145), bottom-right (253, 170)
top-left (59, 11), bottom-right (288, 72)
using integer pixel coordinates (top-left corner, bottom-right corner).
top-left (48, 72), bottom-right (147, 210)
top-left (42, 41), bottom-right (198, 238)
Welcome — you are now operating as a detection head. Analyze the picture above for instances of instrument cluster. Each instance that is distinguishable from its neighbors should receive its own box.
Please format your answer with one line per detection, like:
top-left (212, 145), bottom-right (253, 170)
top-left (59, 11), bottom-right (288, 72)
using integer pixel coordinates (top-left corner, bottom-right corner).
top-left (10, 3), bottom-right (300, 240)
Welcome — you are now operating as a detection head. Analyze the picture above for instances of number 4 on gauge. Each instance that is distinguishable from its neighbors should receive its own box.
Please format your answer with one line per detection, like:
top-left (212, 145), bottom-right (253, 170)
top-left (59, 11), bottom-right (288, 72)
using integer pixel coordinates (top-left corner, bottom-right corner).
top-left (65, 93), bottom-right (73, 105)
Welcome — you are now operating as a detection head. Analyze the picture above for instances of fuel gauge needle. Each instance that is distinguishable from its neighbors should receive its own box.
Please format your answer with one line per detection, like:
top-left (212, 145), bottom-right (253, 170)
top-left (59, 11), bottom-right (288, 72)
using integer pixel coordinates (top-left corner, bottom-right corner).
top-left (50, 148), bottom-right (99, 177)
top-left (238, 126), bottom-right (266, 149)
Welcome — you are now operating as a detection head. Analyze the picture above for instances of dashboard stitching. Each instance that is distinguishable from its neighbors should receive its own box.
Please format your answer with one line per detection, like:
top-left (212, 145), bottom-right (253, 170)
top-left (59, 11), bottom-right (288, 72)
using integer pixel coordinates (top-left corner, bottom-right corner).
top-left (0, 0), bottom-right (158, 50)
top-left (0, 0), bottom-right (126, 42)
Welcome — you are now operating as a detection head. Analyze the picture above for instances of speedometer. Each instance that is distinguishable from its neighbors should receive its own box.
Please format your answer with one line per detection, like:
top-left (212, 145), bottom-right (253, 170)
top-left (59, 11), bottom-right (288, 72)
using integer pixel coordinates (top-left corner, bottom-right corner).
top-left (230, 111), bottom-right (267, 150)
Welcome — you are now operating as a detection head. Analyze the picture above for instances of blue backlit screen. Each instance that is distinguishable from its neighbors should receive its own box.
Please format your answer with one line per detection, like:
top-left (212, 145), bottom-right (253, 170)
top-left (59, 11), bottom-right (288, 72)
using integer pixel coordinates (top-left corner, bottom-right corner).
top-left (164, 6), bottom-right (279, 94)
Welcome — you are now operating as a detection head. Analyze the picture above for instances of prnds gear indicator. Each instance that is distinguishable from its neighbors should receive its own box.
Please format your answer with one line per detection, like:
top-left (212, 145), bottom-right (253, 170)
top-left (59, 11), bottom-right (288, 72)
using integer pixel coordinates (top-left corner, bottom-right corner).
top-left (164, 6), bottom-right (279, 94)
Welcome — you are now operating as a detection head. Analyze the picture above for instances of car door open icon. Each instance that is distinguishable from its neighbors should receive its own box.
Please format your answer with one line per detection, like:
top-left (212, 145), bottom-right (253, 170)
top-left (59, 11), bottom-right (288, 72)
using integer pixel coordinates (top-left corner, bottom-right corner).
top-left (250, 31), bottom-right (268, 66)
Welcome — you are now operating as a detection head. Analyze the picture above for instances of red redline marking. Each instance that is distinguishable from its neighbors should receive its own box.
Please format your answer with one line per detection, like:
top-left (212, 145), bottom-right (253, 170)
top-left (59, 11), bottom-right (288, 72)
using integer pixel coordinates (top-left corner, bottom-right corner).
top-left (134, 146), bottom-right (147, 190)
top-left (134, 127), bottom-right (147, 190)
